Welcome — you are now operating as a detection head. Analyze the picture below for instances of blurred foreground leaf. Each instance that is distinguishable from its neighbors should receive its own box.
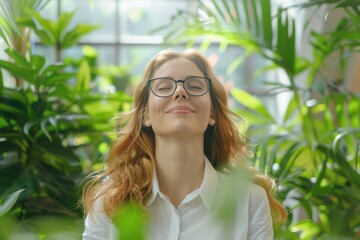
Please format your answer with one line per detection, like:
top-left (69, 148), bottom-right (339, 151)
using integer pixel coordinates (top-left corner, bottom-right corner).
top-left (113, 202), bottom-right (147, 240)
top-left (0, 189), bottom-right (25, 217)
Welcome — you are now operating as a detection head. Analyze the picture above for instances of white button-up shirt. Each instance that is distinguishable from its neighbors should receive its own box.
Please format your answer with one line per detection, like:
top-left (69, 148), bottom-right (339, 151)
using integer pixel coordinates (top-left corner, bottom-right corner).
top-left (83, 158), bottom-right (274, 240)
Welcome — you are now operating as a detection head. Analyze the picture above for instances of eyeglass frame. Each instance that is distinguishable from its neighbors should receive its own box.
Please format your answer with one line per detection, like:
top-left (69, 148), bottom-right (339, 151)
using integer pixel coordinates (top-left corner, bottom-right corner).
top-left (146, 76), bottom-right (212, 98)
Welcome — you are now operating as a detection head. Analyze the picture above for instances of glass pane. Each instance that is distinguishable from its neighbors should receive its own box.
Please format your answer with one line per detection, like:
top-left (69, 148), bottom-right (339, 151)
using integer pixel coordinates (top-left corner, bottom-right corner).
top-left (32, 44), bottom-right (56, 64)
top-left (39, 0), bottom-right (58, 21)
top-left (202, 45), bottom-right (246, 89)
top-left (119, 44), bottom-right (251, 94)
top-left (60, 0), bottom-right (117, 42)
top-left (35, 0), bottom-right (58, 42)
top-left (119, 45), bottom-right (164, 89)
top-left (119, 0), bottom-right (188, 37)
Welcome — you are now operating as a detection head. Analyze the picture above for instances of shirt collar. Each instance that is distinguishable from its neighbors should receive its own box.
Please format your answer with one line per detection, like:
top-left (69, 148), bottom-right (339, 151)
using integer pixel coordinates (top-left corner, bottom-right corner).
top-left (147, 156), bottom-right (218, 210)
top-left (199, 157), bottom-right (218, 210)
top-left (148, 169), bottom-right (160, 206)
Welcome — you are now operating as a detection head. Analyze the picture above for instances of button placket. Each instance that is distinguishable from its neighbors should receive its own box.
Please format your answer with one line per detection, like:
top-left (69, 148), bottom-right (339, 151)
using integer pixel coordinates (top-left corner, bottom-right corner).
top-left (169, 203), bottom-right (181, 240)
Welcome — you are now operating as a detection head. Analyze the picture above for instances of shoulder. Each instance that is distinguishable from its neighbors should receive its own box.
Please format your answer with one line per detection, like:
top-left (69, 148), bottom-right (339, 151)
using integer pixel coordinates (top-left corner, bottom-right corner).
top-left (217, 171), bottom-right (265, 194)
top-left (83, 195), bottom-right (112, 239)
top-left (216, 171), bottom-right (269, 209)
top-left (247, 181), bottom-right (268, 204)
top-left (217, 171), bottom-right (273, 236)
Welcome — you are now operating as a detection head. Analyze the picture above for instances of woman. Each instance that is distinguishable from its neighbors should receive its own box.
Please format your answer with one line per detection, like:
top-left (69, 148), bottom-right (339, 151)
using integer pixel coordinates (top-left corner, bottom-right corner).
top-left (82, 49), bottom-right (287, 240)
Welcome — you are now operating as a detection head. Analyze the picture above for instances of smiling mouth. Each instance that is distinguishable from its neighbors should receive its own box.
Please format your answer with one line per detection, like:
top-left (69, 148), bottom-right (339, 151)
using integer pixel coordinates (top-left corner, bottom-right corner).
top-left (166, 106), bottom-right (195, 114)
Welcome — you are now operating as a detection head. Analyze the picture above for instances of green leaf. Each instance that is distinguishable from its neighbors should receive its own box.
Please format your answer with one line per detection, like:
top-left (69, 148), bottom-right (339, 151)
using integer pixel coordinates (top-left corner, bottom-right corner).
top-left (0, 23), bottom-right (11, 48)
top-left (241, 0), bottom-right (251, 29)
top-left (34, 28), bottom-right (56, 45)
top-left (284, 96), bottom-right (299, 122)
top-left (291, 220), bottom-right (322, 239)
top-left (1, 87), bottom-right (28, 105)
top-left (278, 142), bottom-right (305, 181)
top-left (30, 55), bottom-right (46, 71)
top-left (55, 10), bottom-right (76, 40)
top-left (0, 140), bottom-right (22, 153)
top-left (276, 8), bottom-right (296, 78)
top-left (0, 103), bottom-right (27, 118)
top-left (233, 107), bottom-right (273, 125)
top-left (0, 189), bottom-right (25, 217)
top-left (0, 0), bottom-right (20, 36)
top-left (40, 118), bottom-right (52, 141)
top-left (76, 60), bottom-right (91, 94)
top-left (251, 1), bottom-right (260, 36)
top-left (62, 24), bottom-right (99, 48)
top-left (5, 48), bottom-right (31, 67)
top-left (226, 51), bottom-right (251, 75)
top-left (316, 144), bottom-right (360, 189)
top-left (23, 119), bottom-right (39, 137)
top-left (211, 0), bottom-right (226, 23)
top-left (0, 60), bottom-right (36, 84)
top-left (335, 1), bottom-right (360, 9)
top-left (113, 202), bottom-right (147, 240)
top-left (16, 16), bottom-right (37, 28)
top-left (220, 0), bottom-right (237, 23)
top-left (37, 138), bottom-right (82, 169)
top-left (0, 68), bottom-right (3, 94)
top-left (231, 88), bottom-right (273, 120)
top-left (27, 8), bottom-right (54, 33)
top-left (43, 72), bottom-right (75, 86)
top-left (0, 164), bottom-right (37, 199)
top-left (260, 0), bottom-right (272, 47)
top-left (331, 31), bottom-right (360, 40)
top-left (41, 165), bottom-right (81, 202)
top-left (42, 63), bottom-right (68, 76)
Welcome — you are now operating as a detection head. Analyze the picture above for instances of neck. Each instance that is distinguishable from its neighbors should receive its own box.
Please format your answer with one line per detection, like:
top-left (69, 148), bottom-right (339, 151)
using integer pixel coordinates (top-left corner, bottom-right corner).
top-left (154, 135), bottom-right (205, 207)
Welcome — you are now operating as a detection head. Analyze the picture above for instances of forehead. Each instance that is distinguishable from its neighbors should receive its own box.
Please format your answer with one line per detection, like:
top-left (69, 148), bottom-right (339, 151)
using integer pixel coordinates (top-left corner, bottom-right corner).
top-left (152, 57), bottom-right (204, 78)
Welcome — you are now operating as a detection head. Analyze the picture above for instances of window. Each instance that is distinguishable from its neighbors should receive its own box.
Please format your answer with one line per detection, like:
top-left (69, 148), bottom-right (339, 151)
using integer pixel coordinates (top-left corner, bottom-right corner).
top-left (34, 1), bottom-right (260, 93)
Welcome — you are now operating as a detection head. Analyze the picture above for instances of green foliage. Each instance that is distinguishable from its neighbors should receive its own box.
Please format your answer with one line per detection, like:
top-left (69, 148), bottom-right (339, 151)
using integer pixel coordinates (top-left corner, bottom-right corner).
top-left (113, 202), bottom-right (147, 240)
top-left (0, 189), bottom-right (24, 217)
top-left (0, 6), bottom-right (133, 239)
top-left (159, 0), bottom-right (298, 80)
top-left (0, 47), bottom-right (119, 216)
top-left (0, 190), bottom-right (84, 240)
top-left (0, 0), bottom-right (50, 49)
top-left (161, 0), bottom-right (360, 238)
top-left (18, 9), bottom-right (100, 49)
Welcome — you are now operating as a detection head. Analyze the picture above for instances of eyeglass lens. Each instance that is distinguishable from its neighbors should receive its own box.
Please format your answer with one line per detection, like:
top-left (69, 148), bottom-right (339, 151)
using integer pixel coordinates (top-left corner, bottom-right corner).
top-left (150, 77), bottom-right (209, 97)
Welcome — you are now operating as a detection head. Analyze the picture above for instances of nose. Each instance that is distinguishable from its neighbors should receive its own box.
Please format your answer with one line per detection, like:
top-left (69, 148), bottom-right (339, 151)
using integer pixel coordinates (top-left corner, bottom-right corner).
top-left (172, 82), bottom-right (189, 100)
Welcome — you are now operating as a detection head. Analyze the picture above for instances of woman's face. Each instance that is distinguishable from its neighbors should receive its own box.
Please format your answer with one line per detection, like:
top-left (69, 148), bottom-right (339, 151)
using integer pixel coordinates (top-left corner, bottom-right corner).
top-left (145, 57), bottom-right (213, 139)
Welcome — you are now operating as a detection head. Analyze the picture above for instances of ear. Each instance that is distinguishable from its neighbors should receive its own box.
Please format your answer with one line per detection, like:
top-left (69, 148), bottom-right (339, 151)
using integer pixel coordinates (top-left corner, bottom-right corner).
top-left (142, 107), bottom-right (151, 127)
top-left (209, 116), bottom-right (215, 126)
top-left (143, 113), bottom-right (151, 127)
top-left (144, 117), bottom-right (151, 127)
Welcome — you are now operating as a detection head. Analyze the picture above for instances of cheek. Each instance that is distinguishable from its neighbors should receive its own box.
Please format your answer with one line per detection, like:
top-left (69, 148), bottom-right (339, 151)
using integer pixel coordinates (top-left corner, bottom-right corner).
top-left (202, 98), bottom-right (212, 116)
top-left (148, 96), bottom-right (166, 119)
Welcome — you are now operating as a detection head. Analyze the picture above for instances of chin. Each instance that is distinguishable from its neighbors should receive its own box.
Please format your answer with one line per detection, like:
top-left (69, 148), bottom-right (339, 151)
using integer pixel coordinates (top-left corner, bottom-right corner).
top-left (154, 126), bottom-right (205, 139)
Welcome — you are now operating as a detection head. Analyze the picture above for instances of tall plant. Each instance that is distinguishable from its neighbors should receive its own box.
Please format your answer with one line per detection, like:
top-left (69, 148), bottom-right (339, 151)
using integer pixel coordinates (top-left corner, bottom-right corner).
top-left (0, 6), bottom-right (132, 238)
top-left (19, 8), bottom-right (99, 62)
top-left (0, 0), bottom-right (50, 86)
top-left (0, 0), bottom-right (50, 51)
top-left (160, 0), bottom-right (360, 238)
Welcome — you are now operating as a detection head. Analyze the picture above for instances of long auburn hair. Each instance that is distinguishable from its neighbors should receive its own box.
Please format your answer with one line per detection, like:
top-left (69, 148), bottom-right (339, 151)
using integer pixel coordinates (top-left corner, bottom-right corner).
top-left (82, 48), bottom-right (287, 225)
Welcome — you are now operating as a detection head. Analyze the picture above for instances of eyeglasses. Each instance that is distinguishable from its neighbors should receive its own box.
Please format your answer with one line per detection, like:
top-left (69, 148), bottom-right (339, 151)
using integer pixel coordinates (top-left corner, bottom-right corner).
top-left (147, 76), bottom-right (211, 97)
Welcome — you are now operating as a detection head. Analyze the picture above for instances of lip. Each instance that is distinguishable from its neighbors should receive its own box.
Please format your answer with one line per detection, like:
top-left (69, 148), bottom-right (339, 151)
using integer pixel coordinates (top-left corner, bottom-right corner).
top-left (166, 105), bottom-right (195, 114)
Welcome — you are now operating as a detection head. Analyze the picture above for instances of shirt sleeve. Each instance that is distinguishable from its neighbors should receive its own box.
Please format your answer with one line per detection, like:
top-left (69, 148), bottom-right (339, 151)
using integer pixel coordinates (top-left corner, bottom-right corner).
top-left (247, 184), bottom-right (274, 240)
top-left (83, 196), bottom-right (112, 240)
